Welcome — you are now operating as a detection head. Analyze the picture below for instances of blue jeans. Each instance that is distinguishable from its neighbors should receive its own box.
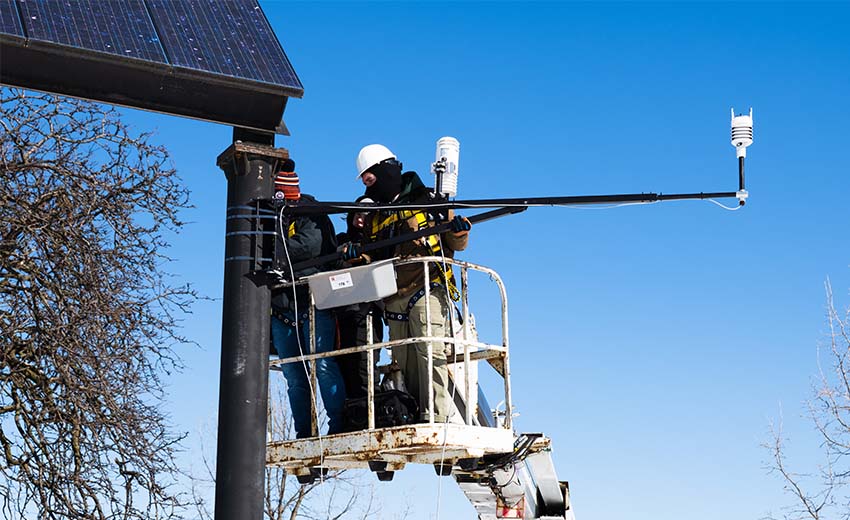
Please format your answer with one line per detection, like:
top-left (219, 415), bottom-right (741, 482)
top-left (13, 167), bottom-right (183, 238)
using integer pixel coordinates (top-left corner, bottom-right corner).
top-left (271, 309), bottom-right (345, 438)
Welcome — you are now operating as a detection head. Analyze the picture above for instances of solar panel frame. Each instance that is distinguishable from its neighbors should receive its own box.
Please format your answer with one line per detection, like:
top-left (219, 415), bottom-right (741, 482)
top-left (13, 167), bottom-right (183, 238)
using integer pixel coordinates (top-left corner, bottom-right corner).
top-left (147, 0), bottom-right (301, 91)
top-left (0, 0), bottom-right (303, 133)
top-left (0, 0), bottom-right (24, 39)
top-left (17, 0), bottom-right (166, 63)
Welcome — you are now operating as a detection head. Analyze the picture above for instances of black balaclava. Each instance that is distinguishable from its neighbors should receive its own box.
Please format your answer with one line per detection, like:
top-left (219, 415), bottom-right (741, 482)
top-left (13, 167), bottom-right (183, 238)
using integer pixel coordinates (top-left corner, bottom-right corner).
top-left (364, 159), bottom-right (403, 203)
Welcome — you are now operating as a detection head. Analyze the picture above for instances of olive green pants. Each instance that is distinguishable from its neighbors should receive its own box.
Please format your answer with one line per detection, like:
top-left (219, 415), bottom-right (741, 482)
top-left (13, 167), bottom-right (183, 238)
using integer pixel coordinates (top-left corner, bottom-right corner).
top-left (386, 289), bottom-right (451, 422)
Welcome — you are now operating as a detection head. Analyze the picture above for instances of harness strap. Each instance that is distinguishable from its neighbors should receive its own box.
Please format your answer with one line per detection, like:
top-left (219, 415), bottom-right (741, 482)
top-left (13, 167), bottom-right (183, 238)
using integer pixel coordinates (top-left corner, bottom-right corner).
top-left (370, 208), bottom-right (463, 303)
top-left (271, 307), bottom-right (309, 327)
top-left (432, 261), bottom-right (461, 302)
top-left (384, 282), bottom-right (443, 322)
top-left (383, 310), bottom-right (410, 322)
top-left (384, 282), bottom-right (463, 325)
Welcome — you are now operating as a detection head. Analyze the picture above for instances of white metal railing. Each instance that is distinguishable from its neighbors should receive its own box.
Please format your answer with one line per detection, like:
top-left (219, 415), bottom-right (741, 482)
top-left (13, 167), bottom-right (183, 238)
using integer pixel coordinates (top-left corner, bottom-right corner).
top-left (269, 256), bottom-right (512, 437)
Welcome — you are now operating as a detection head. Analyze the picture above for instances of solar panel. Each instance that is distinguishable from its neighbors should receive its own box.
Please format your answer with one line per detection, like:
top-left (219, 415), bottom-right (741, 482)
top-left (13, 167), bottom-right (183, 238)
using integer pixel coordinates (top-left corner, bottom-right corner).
top-left (148, 0), bottom-right (300, 89)
top-left (0, 0), bottom-right (23, 38)
top-left (18, 0), bottom-right (165, 63)
top-left (0, 0), bottom-right (303, 133)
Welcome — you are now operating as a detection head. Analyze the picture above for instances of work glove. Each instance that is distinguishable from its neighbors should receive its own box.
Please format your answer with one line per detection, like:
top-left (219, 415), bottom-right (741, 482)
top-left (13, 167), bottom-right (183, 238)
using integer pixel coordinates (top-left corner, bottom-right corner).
top-left (340, 242), bottom-right (360, 261)
top-left (449, 215), bottom-right (471, 233)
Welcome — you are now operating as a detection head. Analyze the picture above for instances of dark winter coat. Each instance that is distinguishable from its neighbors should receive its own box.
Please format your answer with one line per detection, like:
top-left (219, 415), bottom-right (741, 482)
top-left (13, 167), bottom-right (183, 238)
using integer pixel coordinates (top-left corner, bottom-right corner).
top-left (272, 193), bottom-right (335, 316)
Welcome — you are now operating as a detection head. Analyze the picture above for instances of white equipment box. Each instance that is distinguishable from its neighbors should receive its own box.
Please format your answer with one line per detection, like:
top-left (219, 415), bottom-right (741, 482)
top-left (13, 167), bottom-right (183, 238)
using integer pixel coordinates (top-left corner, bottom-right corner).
top-left (306, 260), bottom-right (397, 310)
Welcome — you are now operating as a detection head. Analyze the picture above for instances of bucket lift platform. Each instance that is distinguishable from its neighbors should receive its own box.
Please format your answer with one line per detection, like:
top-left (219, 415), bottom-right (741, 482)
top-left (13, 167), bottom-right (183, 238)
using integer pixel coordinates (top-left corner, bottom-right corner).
top-left (266, 423), bottom-right (514, 476)
top-left (264, 257), bottom-right (573, 518)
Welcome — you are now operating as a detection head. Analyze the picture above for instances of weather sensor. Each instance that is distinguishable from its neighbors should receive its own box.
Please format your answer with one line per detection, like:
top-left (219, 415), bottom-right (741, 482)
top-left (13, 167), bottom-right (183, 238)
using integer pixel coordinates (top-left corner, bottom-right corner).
top-left (731, 108), bottom-right (753, 205)
top-left (431, 136), bottom-right (460, 197)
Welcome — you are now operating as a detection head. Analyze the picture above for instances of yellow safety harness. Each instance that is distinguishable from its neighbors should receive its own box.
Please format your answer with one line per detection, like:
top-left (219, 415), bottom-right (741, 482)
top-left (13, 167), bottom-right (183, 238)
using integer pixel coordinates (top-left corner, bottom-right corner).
top-left (369, 208), bottom-right (461, 302)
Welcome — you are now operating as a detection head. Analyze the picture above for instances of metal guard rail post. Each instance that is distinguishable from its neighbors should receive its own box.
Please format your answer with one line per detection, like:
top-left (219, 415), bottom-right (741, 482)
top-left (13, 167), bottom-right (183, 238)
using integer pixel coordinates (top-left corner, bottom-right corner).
top-left (268, 256), bottom-right (513, 434)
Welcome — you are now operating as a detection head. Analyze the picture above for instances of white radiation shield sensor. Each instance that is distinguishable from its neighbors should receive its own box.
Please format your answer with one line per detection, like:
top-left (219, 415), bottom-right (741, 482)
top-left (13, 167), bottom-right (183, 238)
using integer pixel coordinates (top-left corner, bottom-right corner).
top-left (432, 136), bottom-right (460, 197)
top-left (731, 108), bottom-right (754, 158)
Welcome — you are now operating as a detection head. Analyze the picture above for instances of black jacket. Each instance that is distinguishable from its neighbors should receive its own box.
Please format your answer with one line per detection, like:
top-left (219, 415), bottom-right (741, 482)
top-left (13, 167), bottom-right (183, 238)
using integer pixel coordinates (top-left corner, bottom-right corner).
top-left (272, 194), bottom-right (335, 315)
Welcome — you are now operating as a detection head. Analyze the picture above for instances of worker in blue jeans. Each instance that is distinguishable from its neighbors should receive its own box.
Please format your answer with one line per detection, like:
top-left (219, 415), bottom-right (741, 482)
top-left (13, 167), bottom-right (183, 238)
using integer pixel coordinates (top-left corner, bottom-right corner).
top-left (271, 308), bottom-right (343, 438)
top-left (272, 164), bottom-right (345, 438)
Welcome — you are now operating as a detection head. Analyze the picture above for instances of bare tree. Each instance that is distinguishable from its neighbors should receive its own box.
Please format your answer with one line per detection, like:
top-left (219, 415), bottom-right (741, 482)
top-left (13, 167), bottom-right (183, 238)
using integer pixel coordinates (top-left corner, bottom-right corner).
top-left (765, 279), bottom-right (850, 520)
top-left (189, 378), bottom-right (379, 520)
top-left (0, 88), bottom-right (196, 519)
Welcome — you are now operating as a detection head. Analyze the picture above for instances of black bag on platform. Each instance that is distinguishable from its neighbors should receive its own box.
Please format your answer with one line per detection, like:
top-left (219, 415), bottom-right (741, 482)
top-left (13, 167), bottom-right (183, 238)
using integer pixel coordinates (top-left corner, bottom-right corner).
top-left (342, 390), bottom-right (419, 431)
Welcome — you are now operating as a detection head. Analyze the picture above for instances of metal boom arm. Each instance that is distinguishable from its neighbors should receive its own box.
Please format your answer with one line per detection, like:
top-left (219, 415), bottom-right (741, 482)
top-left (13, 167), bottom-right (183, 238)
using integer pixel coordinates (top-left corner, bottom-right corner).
top-left (275, 190), bottom-right (740, 217)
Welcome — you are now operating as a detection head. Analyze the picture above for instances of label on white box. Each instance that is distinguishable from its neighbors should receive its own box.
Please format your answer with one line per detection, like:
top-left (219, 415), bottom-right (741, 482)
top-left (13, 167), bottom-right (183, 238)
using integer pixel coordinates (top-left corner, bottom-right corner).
top-left (328, 272), bottom-right (353, 291)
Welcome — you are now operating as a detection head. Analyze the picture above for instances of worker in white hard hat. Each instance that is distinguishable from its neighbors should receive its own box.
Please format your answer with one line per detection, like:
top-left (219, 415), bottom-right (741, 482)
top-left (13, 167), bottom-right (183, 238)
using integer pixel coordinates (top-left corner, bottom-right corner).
top-left (344, 144), bottom-right (471, 424)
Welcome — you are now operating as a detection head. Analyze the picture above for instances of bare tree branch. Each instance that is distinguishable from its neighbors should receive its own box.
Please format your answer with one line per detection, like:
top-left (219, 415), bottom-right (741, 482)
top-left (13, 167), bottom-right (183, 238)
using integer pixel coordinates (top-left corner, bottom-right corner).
top-left (765, 278), bottom-right (850, 520)
top-left (0, 87), bottom-right (196, 519)
top-left (187, 379), bottom-right (381, 520)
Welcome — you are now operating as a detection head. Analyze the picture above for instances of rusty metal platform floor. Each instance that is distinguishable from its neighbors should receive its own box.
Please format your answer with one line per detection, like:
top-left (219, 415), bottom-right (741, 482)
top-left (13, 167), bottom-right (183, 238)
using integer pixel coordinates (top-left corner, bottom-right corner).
top-left (266, 423), bottom-right (514, 474)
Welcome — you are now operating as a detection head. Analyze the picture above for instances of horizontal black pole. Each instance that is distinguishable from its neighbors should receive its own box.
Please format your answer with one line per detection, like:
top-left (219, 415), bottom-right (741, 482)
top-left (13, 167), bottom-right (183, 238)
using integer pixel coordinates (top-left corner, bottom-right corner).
top-left (274, 191), bottom-right (740, 217)
top-left (288, 206), bottom-right (527, 272)
top-left (656, 192), bottom-right (739, 201)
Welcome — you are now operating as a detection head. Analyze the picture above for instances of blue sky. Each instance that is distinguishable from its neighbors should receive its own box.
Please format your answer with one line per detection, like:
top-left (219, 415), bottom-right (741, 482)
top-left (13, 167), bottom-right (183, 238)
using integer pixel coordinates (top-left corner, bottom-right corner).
top-left (115, 2), bottom-right (850, 519)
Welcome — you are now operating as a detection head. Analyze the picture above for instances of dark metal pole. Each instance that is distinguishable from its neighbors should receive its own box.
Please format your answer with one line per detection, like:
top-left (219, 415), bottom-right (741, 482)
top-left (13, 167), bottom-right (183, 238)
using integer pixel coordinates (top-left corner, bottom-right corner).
top-left (738, 156), bottom-right (745, 192)
top-left (214, 130), bottom-right (287, 520)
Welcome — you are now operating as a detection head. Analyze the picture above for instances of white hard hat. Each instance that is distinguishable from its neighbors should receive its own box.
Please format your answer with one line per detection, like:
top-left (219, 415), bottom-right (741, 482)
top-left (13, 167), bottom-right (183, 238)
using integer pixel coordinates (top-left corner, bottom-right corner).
top-left (356, 144), bottom-right (396, 178)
